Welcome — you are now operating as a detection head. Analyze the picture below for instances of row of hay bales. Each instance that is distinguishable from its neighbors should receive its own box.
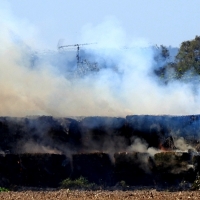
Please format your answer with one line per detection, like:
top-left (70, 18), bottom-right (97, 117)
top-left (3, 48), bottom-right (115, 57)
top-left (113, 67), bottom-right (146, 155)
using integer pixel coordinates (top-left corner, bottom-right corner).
top-left (1, 115), bottom-right (200, 154)
top-left (0, 154), bottom-right (71, 187)
top-left (0, 151), bottom-right (200, 188)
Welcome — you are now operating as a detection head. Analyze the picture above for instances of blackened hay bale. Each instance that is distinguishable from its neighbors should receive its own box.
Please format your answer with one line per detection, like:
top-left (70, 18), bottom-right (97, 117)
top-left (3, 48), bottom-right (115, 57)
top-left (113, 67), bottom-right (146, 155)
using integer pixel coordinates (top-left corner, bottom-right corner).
top-left (78, 117), bottom-right (128, 151)
top-left (114, 152), bottom-right (154, 185)
top-left (17, 153), bottom-right (71, 187)
top-left (154, 152), bottom-right (195, 184)
top-left (72, 152), bottom-right (113, 185)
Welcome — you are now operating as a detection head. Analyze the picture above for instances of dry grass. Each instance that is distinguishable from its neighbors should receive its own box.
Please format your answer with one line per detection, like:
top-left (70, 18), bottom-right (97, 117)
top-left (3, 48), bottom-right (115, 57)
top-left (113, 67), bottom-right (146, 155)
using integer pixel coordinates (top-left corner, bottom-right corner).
top-left (0, 189), bottom-right (200, 200)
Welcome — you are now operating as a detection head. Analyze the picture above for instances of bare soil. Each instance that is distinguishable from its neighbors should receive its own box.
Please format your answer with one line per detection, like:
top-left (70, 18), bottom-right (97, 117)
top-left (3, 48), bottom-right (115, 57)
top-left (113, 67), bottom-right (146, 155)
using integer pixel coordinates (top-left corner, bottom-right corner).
top-left (0, 189), bottom-right (200, 200)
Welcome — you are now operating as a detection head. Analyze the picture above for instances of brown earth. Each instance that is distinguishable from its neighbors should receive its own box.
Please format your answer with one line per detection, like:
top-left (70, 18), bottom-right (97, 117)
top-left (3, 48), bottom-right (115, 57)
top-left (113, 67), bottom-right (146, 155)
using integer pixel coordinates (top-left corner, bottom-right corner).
top-left (0, 189), bottom-right (200, 200)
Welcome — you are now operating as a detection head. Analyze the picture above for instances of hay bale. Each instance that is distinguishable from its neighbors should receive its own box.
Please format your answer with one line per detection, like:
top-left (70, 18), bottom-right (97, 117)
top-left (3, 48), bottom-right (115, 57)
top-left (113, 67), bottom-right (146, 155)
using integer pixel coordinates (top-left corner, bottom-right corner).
top-left (72, 152), bottom-right (113, 185)
top-left (0, 116), bottom-right (82, 154)
top-left (0, 154), bottom-right (21, 185)
top-left (78, 117), bottom-right (128, 151)
top-left (154, 151), bottom-right (195, 184)
top-left (0, 153), bottom-right (71, 187)
top-left (17, 153), bottom-right (71, 187)
top-left (154, 152), bottom-right (190, 173)
top-left (126, 115), bottom-right (168, 148)
top-left (0, 118), bottom-right (18, 152)
top-left (114, 152), bottom-right (154, 185)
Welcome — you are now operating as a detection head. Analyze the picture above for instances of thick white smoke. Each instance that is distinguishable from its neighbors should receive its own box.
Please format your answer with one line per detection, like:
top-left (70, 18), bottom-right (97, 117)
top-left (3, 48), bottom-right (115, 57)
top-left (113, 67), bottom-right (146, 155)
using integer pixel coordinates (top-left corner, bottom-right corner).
top-left (1, 6), bottom-right (200, 117)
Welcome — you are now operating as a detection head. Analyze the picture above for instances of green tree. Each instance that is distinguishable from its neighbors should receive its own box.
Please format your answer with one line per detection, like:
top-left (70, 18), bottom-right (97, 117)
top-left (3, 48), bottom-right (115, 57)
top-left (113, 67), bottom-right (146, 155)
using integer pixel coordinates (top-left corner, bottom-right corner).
top-left (175, 35), bottom-right (200, 77)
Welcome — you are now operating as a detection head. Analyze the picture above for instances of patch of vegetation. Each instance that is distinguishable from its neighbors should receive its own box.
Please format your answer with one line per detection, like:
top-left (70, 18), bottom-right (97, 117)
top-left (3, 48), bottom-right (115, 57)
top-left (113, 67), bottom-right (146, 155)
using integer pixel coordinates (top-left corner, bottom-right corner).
top-left (0, 187), bottom-right (9, 192)
top-left (119, 180), bottom-right (126, 188)
top-left (60, 176), bottom-right (96, 190)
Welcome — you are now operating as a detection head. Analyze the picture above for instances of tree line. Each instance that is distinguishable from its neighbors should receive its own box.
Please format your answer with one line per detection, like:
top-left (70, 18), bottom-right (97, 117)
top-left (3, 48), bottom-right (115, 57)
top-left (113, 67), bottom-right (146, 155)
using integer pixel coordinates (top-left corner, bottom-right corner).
top-left (155, 36), bottom-right (200, 82)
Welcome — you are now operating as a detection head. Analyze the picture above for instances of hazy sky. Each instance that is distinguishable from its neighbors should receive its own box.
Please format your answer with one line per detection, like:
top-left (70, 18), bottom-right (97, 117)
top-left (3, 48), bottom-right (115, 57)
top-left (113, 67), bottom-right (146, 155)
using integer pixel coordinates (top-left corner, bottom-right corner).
top-left (3, 0), bottom-right (200, 50)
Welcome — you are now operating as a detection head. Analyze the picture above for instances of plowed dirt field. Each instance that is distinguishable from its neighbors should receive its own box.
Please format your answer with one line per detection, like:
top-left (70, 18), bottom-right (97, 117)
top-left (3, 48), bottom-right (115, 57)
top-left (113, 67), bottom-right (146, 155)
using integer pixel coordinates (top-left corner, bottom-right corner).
top-left (0, 189), bottom-right (200, 200)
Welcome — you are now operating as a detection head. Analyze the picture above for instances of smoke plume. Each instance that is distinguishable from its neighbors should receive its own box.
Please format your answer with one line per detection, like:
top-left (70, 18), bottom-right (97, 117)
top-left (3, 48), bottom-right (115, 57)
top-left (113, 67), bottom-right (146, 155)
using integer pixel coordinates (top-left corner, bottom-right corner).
top-left (1, 6), bottom-right (200, 117)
